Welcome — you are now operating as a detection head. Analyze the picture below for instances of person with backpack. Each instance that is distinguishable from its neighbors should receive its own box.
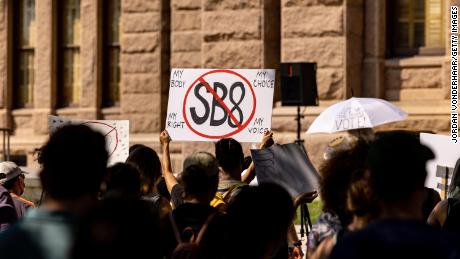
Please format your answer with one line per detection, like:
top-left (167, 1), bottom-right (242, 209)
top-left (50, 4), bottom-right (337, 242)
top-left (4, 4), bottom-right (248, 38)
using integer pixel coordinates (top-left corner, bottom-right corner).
top-left (170, 162), bottom-right (219, 243)
top-left (160, 130), bottom-right (273, 210)
top-left (210, 137), bottom-right (247, 210)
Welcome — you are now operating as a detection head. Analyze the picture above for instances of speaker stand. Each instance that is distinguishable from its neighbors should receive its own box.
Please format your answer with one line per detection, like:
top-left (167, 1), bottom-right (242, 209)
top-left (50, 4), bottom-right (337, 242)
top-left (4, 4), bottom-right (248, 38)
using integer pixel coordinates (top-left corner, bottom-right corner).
top-left (293, 106), bottom-right (312, 239)
top-left (295, 106), bottom-right (304, 145)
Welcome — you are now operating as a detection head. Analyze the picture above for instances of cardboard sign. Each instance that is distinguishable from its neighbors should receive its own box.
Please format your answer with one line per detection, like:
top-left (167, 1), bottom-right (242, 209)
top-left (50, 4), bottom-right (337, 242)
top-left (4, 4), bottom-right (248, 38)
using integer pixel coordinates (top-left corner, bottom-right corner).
top-left (48, 115), bottom-right (129, 165)
top-left (251, 143), bottom-right (320, 198)
top-left (420, 133), bottom-right (460, 198)
top-left (166, 68), bottom-right (275, 142)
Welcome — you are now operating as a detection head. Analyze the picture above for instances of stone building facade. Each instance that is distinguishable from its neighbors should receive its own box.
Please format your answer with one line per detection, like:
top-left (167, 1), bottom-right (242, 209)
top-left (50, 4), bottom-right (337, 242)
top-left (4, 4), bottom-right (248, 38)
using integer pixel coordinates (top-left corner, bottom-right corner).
top-left (0, 0), bottom-right (456, 175)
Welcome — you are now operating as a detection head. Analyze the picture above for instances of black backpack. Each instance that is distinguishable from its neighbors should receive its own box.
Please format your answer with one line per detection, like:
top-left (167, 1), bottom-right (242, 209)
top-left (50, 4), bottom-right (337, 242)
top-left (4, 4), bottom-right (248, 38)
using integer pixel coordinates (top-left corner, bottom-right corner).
top-left (170, 212), bottom-right (215, 259)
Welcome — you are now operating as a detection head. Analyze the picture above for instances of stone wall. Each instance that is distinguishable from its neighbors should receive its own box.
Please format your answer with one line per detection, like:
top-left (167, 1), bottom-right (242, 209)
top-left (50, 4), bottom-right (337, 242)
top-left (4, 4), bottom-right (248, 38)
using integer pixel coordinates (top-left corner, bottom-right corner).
top-left (281, 0), bottom-right (345, 100)
top-left (120, 0), bottom-right (168, 133)
top-left (171, 0), bottom-right (201, 68)
top-left (0, 0), bottom-right (454, 172)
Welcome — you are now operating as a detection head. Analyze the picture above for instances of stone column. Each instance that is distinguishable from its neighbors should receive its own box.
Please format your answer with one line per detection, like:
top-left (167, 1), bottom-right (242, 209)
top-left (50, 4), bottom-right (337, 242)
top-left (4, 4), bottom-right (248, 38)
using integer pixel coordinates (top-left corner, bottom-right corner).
top-left (0, 0), bottom-right (9, 128)
top-left (201, 1), bottom-right (280, 68)
top-left (281, 0), bottom-right (345, 100)
top-left (344, 0), bottom-right (363, 98)
top-left (33, 0), bottom-right (54, 134)
top-left (120, 0), bottom-right (169, 133)
top-left (362, 0), bottom-right (386, 98)
top-left (79, 0), bottom-right (99, 119)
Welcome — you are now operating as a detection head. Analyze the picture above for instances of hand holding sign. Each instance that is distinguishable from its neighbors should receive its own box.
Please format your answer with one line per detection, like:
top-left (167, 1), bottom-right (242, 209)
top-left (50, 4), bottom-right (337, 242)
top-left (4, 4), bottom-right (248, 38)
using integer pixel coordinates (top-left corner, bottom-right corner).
top-left (166, 69), bottom-right (275, 142)
top-left (160, 130), bottom-right (171, 146)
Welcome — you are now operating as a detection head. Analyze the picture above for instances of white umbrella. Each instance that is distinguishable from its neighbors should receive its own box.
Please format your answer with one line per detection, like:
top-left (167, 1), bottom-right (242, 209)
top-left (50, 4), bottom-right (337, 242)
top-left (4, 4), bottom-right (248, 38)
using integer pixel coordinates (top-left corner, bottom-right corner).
top-left (306, 97), bottom-right (407, 134)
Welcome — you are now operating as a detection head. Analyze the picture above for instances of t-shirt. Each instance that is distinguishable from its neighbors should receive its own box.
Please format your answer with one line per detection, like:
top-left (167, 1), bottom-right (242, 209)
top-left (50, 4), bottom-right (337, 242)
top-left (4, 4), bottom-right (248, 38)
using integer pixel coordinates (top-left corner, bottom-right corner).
top-left (171, 184), bottom-right (185, 209)
top-left (330, 219), bottom-right (460, 259)
top-left (10, 193), bottom-right (35, 218)
top-left (172, 203), bottom-right (216, 242)
top-left (0, 208), bottom-right (76, 259)
top-left (0, 186), bottom-right (16, 231)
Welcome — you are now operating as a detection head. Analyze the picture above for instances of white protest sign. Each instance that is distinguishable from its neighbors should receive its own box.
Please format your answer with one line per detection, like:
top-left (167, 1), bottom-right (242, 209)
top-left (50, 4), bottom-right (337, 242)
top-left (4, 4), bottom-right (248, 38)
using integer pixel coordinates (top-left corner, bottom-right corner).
top-left (166, 68), bottom-right (275, 142)
top-left (48, 115), bottom-right (129, 165)
top-left (420, 133), bottom-right (460, 197)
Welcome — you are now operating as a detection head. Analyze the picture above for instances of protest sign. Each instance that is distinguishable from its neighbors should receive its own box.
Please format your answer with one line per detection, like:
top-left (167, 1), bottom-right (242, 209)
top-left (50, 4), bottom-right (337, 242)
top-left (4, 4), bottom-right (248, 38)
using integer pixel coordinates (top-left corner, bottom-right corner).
top-left (48, 115), bottom-right (129, 165)
top-left (420, 133), bottom-right (460, 198)
top-left (251, 143), bottom-right (319, 198)
top-left (166, 68), bottom-right (275, 142)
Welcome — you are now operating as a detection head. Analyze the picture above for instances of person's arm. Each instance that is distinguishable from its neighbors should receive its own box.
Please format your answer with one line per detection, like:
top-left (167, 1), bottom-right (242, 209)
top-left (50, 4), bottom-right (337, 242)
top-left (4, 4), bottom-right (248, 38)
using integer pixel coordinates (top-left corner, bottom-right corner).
top-left (287, 223), bottom-right (303, 259)
top-left (160, 130), bottom-right (178, 194)
top-left (242, 131), bottom-right (273, 183)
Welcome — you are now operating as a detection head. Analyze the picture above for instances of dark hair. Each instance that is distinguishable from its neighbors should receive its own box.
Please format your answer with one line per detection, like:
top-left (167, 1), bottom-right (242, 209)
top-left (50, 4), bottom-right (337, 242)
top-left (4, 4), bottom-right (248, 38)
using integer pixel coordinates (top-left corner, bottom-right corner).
top-left (3, 175), bottom-right (20, 190)
top-left (367, 131), bottom-right (434, 202)
top-left (319, 140), bottom-right (369, 226)
top-left (129, 144), bottom-right (145, 154)
top-left (105, 163), bottom-right (141, 198)
top-left (223, 184), bottom-right (294, 258)
top-left (181, 165), bottom-right (219, 202)
top-left (215, 138), bottom-right (244, 174)
top-left (347, 169), bottom-right (379, 223)
top-left (38, 125), bottom-right (108, 200)
top-left (73, 198), bottom-right (162, 259)
top-left (126, 146), bottom-right (161, 194)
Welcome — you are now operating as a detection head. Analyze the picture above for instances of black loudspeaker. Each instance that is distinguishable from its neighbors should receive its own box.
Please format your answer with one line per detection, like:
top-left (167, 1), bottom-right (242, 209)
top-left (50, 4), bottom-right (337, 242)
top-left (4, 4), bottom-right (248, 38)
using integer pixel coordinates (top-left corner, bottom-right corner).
top-left (280, 63), bottom-right (318, 106)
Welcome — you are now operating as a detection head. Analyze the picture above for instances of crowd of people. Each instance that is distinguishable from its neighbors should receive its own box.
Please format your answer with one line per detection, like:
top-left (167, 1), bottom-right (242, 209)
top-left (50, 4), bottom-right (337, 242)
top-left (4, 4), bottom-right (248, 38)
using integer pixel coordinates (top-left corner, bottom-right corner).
top-left (0, 124), bottom-right (459, 259)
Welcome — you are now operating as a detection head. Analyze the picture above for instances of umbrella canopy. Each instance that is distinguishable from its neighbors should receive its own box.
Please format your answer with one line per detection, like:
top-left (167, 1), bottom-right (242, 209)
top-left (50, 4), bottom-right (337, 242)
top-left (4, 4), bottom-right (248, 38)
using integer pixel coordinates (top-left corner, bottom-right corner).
top-left (306, 97), bottom-right (407, 134)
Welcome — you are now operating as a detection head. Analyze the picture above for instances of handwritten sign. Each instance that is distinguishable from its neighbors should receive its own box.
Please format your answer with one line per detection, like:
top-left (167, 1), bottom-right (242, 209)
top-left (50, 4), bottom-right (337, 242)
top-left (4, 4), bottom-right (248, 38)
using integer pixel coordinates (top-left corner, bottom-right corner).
top-left (166, 68), bottom-right (275, 142)
top-left (334, 105), bottom-right (371, 131)
top-left (48, 115), bottom-right (129, 165)
top-left (420, 133), bottom-right (460, 197)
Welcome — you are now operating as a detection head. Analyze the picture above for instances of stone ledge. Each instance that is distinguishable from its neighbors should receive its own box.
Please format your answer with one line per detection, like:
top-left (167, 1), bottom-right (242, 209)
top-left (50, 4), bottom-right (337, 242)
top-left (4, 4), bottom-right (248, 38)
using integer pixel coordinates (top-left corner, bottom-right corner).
top-left (11, 108), bottom-right (34, 116)
top-left (101, 107), bottom-right (121, 116)
top-left (386, 88), bottom-right (446, 101)
top-left (385, 56), bottom-right (444, 68)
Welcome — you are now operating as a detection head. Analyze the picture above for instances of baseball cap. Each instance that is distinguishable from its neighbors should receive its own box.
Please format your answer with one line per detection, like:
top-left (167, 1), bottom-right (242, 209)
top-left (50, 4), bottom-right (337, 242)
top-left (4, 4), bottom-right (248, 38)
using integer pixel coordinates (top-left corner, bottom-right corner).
top-left (183, 152), bottom-right (219, 177)
top-left (0, 161), bottom-right (27, 185)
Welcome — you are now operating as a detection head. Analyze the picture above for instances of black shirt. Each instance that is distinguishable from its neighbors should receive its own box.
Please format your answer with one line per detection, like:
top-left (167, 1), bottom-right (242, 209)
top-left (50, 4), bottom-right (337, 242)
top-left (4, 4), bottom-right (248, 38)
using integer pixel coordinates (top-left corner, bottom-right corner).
top-left (331, 219), bottom-right (460, 259)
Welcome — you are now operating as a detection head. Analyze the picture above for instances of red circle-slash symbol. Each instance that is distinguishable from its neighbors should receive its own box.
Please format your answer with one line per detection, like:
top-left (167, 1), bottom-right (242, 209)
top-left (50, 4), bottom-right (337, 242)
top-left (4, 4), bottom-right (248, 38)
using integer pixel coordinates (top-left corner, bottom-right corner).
top-left (182, 70), bottom-right (257, 139)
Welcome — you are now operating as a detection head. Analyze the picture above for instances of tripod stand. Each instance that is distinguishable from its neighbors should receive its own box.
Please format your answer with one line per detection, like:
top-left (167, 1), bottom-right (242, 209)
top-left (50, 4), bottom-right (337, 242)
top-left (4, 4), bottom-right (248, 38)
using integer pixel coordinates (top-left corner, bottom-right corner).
top-left (294, 105), bottom-right (313, 239)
